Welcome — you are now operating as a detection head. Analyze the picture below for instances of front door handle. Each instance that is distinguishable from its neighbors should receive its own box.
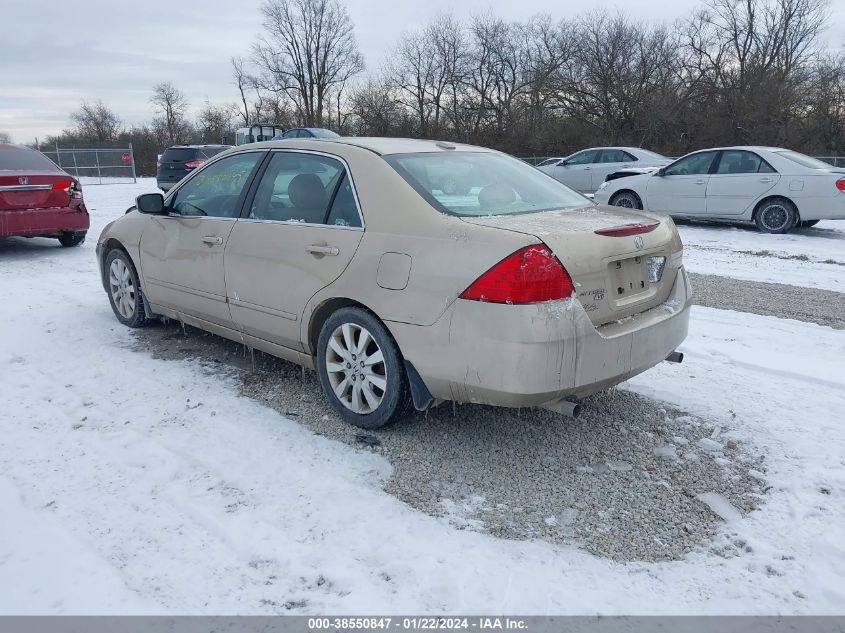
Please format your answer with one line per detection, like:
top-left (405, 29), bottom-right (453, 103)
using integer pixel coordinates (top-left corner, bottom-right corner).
top-left (305, 244), bottom-right (339, 256)
top-left (695, 179), bottom-right (706, 185)
top-left (202, 236), bottom-right (223, 245)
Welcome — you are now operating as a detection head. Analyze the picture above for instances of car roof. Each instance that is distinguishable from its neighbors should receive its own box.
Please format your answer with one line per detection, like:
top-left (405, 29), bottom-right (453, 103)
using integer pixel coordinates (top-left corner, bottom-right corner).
top-left (165, 144), bottom-right (231, 149)
top-left (248, 137), bottom-right (496, 156)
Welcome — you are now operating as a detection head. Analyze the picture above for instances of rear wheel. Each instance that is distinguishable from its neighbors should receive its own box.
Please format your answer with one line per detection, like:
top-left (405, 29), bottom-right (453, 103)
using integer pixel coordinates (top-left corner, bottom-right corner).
top-left (58, 231), bottom-right (86, 247)
top-left (755, 198), bottom-right (798, 234)
top-left (316, 307), bottom-right (412, 429)
top-left (105, 249), bottom-right (150, 328)
top-left (609, 191), bottom-right (643, 210)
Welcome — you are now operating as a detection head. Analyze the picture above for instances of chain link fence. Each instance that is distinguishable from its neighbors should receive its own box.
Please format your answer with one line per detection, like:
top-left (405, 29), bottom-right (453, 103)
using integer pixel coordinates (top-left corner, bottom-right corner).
top-left (40, 145), bottom-right (137, 184)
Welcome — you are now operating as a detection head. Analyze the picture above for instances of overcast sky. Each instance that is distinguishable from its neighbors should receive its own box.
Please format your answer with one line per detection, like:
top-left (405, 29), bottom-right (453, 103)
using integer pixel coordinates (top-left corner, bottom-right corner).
top-left (2, 0), bottom-right (843, 143)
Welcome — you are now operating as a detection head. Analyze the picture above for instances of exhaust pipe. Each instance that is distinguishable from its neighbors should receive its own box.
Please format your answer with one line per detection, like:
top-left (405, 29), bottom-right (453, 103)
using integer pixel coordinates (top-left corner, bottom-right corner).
top-left (665, 351), bottom-right (684, 363)
top-left (541, 399), bottom-right (582, 418)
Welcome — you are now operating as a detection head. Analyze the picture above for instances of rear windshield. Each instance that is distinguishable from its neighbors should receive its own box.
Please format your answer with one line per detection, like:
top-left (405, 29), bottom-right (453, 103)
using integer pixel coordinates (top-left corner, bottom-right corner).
top-left (162, 148), bottom-right (200, 161)
top-left (310, 129), bottom-right (340, 139)
top-left (384, 152), bottom-right (590, 217)
top-left (0, 146), bottom-right (61, 172)
top-left (201, 147), bottom-right (228, 158)
top-left (774, 151), bottom-right (833, 170)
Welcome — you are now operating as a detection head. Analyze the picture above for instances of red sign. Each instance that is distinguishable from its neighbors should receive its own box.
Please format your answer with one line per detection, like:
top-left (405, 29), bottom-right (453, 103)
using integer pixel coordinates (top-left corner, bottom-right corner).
top-left (121, 152), bottom-right (131, 165)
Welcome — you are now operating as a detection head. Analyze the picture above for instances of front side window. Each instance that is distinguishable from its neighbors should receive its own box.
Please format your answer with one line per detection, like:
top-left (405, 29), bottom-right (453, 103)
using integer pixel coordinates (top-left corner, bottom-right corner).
top-left (715, 150), bottom-right (776, 174)
top-left (664, 151), bottom-right (718, 176)
top-left (597, 149), bottom-right (636, 163)
top-left (563, 150), bottom-right (598, 166)
top-left (169, 152), bottom-right (262, 218)
top-left (248, 151), bottom-right (361, 227)
top-left (385, 151), bottom-right (590, 217)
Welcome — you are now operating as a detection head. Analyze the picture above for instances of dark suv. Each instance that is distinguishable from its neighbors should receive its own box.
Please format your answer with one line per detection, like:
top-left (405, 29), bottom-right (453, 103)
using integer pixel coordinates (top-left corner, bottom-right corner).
top-left (156, 145), bottom-right (230, 192)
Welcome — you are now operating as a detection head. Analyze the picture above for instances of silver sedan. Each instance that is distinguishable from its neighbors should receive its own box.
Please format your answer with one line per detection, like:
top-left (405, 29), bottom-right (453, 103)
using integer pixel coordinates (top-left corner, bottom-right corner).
top-left (537, 147), bottom-right (668, 194)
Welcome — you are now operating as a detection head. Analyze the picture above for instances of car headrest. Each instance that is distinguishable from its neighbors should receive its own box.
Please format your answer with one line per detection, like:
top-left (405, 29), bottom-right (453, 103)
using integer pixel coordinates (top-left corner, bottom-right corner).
top-left (288, 173), bottom-right (326, 210)
top-left (478, 183), bottom-right (517, 208)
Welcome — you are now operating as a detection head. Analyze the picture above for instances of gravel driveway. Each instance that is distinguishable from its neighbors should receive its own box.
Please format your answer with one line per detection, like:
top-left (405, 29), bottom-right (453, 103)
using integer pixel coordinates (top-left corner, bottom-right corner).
top-left (134, 322), bottom-right (765, 563)
top-left (690, 273), bottom-right (845, 329)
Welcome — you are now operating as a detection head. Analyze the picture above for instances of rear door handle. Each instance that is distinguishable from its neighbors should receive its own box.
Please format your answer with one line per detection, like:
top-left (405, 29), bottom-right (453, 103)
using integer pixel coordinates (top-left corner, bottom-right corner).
top-left (760, 177), bottom-right (773, 183)
top-left (305, 244), bottom-right (339, 256)
top-left (202, 236), bottom-right (223, 245)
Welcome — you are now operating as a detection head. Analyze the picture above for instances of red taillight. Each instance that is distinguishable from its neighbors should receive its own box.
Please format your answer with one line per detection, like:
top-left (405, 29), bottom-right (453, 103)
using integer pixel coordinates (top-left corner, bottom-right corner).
top-left (52, 180), bottom-right (72, 191)
top-left (184, 159), bottom-right (205, 169)
top-left (459, 244), bottom-right (574, 304)
top-left (836, 178), bottom-right (845, 192)
top-left (594, 222), bottom-right (659, 237)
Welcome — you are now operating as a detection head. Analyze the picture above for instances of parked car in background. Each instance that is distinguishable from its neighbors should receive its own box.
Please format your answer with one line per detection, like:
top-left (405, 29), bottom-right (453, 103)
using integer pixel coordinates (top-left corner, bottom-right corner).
top-left (0, 144), bottom-right (89, 246)
top-left (537, 147), bottom-right (668, 194)
top-left (272, 128), bottom-right (340, 140)
top-left (156, 145), bottom-right (230, 192)
top-left (97, 138), bottom-right (690, 429)
top-left (594, 146), bottom-right (845, 233)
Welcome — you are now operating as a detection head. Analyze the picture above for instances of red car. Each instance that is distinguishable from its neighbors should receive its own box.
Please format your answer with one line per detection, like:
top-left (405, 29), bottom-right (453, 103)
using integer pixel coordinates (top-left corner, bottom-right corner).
top-left (0, 144), bottom-right (89, 247)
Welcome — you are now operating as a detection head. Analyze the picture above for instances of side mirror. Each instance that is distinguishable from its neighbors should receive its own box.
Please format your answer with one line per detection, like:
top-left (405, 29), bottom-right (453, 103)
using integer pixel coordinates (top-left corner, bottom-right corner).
top-left (655, 167), bottom-right (667, 177)
top-left (136, 193), bottom-right (166, 215)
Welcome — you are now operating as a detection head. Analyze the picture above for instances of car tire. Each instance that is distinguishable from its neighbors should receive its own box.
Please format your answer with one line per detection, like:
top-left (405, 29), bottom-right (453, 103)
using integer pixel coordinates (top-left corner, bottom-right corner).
top-left (105, 248), bottom-right (151, 328)
top-left (755, 198), bottom-right (798, 234)
top-left (316, 307), bottom-right (413, 429)
top-left (609, 191), bottom-right (643, 210)
top-left (800, 220), bottom-right (819, 228)
top-left (58, 231), bottom-right (86, 247)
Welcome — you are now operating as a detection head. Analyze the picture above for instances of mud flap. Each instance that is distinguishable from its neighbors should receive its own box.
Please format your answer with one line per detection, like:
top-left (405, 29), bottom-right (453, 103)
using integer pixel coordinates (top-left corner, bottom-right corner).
top-left (405, 360), bottom-right (434, 411)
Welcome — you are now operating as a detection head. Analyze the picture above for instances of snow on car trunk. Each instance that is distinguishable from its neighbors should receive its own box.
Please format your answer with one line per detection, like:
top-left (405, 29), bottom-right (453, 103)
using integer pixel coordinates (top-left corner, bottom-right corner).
top-left (462, 206), bottom-right (683, 326)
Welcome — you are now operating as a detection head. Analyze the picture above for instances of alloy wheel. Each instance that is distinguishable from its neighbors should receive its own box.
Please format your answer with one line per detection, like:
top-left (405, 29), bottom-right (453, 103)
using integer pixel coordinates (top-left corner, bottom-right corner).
top-left (760, 204), bottom-right (790, 232)
top-left (109, 258), bottom-right (136, 319)
top-left (325, 323), bottom-right (387, 414)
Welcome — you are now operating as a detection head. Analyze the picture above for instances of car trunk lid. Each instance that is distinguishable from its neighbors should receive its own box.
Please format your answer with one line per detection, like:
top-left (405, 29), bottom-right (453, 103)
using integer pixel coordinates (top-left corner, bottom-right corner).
top-left (0, 172), bottom-right (76, 211)
top-left (461, 205), bottom-right (682, 327)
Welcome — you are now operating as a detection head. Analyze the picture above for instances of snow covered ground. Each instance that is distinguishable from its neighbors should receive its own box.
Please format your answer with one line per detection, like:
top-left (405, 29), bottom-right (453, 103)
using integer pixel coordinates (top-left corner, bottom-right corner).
top-left (1, 179), bottom-right (843, 614)
top-left (678, 220), bottom-right (845, 292)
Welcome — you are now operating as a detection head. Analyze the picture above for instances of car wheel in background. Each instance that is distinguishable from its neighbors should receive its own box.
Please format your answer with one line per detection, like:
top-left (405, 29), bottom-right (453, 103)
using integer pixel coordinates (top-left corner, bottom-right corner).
top-left (800, 220), bottom-right (819, 228)
top-left (755, 198), bottom-right (798, 234)
top-left (316, 307), bottom-right (413, 429)
top-left (105, 249), bottom-right (151, 328)
top-left (58, 231), bottom-right (86, 247)
top-left (609, 191), bottom-right (643, 210)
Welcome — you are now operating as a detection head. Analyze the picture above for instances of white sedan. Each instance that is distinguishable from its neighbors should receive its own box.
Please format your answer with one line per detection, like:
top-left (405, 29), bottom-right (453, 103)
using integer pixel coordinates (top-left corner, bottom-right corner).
top-left (594, 146), bottom-right (845, 233)
top-left (537, 147), bottom-right (667, 194)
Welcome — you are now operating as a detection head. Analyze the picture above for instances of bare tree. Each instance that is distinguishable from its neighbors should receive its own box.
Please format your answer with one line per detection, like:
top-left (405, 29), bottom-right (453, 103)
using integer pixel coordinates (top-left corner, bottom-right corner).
top-left (0, 131), bottom-right (12, 144)
top-left (150, 82), bottom-right (190, 145)
top-left (252, 0), bottom-right (364, 126)
top-left (70, 100), bottom-right (122, 142)
top-left (197, 101), bottom-right (236, 144)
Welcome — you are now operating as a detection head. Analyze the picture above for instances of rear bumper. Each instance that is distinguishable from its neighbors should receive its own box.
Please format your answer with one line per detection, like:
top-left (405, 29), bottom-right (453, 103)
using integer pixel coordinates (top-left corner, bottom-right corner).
top-left (387, 267), bottom-right (692, 408)
top-left (0, 202), bottom-right (89, 238)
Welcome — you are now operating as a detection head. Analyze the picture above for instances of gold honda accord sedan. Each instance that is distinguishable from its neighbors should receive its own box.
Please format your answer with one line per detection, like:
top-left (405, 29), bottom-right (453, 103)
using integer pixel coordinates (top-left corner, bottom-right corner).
top-left (97, 138), bottom-right (691, 428)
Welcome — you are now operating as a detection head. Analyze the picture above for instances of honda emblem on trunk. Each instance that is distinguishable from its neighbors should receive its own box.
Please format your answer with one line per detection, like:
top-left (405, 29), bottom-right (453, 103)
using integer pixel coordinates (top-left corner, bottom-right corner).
top-left (634, 235), bottom-right (645, 250)
top-left (18, 177), bottom-right (28, 185)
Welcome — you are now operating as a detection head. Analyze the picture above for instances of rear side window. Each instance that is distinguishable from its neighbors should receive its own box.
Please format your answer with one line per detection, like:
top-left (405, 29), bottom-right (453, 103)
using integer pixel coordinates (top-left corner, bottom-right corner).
top-left (0, 146), bottom-right (61, 172)
top-left (248, 151), bottom-right (361, 227)
top-left (716, 150), bottom-right (776, 174)
top-left (201, 147), bottom-right (228, 159)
